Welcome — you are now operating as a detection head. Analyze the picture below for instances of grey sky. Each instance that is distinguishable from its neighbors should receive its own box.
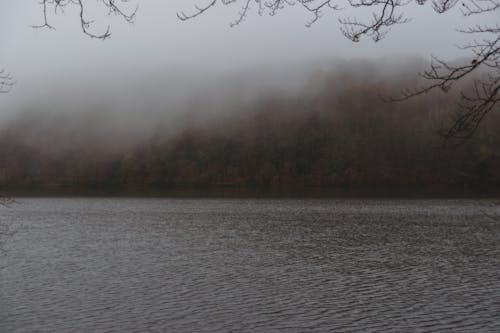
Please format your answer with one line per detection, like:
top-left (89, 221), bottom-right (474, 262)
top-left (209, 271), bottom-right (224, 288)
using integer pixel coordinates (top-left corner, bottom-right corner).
top-left (0, 0), bottom-right (497, 114)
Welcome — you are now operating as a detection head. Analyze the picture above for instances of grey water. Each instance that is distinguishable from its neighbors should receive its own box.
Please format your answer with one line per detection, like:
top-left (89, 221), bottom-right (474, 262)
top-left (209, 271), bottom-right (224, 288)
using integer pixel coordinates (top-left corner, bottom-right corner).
top-left (1, 198), bottom-right (500, 332)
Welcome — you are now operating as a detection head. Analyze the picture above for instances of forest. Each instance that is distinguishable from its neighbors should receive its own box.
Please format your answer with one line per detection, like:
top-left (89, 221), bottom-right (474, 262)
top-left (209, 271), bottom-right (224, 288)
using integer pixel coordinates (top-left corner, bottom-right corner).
top-left (1, 62), bottom-right (499, 195)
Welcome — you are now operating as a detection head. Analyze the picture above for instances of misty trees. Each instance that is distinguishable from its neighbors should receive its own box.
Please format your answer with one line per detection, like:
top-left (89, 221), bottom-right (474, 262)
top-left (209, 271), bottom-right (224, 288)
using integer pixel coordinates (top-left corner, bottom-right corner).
top-left (1, 74), bottom-right (499, 189)
top-left (177, 0), bottom-right (499, 139)
top-left (20, 0), bottom-right (500, 138)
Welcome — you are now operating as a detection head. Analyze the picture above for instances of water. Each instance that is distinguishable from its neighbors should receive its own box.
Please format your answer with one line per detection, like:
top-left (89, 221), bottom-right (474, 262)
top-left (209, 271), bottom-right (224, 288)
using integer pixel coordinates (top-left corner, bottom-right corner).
top-left (1, 198), bottom-right (500, 332)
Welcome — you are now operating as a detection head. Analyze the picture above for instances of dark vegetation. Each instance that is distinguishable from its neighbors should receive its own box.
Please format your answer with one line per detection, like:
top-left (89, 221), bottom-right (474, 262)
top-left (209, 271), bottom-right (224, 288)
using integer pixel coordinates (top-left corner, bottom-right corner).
top-left (1, 64), bottom-right (499, 194)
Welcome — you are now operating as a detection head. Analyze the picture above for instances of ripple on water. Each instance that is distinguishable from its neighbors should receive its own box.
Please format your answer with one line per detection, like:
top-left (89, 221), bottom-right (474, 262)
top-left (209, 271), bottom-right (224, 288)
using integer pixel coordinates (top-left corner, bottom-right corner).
top-left (1, 198), bottom-right (500, 332)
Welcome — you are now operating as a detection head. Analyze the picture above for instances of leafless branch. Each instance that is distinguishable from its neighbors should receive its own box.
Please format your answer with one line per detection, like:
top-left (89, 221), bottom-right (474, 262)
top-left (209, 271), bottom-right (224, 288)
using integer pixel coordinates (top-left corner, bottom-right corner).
top-left (461, 0), bottom-right (500, 15)
top-left (33, 0), bottom-right (137, 40)
top-left (391, 34), bottom-right (500, 139)
top-left (177, 0), bottom-right (219, 21)
top-left (302, 1), bottom-right (341, 27)
top-left (340, 0), bottom-right (411, 42)
top-left (432, 0), bottom-right (458, 13)
top-left (449, 73), bottom-right (500, 139)
top-left (178, 1), bottom-right (342, 29)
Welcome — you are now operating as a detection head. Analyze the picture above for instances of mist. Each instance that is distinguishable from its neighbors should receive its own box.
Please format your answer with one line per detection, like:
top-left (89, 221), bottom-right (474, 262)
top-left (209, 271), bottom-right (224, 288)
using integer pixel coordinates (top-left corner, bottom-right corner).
top-left (1, 58), bottom-right (498, 193)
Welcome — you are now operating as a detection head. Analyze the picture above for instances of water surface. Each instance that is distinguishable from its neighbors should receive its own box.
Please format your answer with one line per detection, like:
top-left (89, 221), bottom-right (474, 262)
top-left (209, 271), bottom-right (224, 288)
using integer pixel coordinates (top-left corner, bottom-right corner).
top-left (1, 198), bottom-right (500, 332)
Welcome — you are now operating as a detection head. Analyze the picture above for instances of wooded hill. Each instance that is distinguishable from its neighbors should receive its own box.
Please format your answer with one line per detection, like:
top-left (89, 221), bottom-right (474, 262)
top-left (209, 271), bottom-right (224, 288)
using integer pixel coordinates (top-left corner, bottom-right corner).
top-left (1, 65), bottom-right (499, 194)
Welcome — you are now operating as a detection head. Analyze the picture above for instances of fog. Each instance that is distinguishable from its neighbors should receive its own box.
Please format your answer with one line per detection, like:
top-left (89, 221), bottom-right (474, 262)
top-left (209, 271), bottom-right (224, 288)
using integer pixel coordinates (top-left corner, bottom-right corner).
top-left (0, 1), bottom-right (499, 192)
top-left (0, 59), bottom-right (498, 192)
top-left (0, 57), bottom-right (425, 147)
top-left (1, 0), bottom-right (498, 114)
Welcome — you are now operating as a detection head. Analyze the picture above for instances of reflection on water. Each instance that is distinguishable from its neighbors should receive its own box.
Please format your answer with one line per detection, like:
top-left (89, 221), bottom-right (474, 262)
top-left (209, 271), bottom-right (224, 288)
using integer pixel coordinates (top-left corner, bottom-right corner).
top-left (1, 198), bottom-right (500, 332)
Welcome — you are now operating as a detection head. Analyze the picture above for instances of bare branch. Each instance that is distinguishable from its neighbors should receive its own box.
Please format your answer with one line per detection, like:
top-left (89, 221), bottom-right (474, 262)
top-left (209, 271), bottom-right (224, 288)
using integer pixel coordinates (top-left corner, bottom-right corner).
top-left (177, 0), bottom-right (219, 21)
top-left (432, 0), bottom-right (458, 13)
top-left (230, 0), bottom-right (252, 27)
top-left (340, 0), bottom-right (412, 42)
top-left (33, 0), bottom-right (138, 40)
top-left (461, 0), bottom-right (500, 15)
top-left (391, 34), bottom-right (500, 139)
top-left (177, 1), bottom-right (341, 28)
top-left (447, 73), bottom-right (500, 139)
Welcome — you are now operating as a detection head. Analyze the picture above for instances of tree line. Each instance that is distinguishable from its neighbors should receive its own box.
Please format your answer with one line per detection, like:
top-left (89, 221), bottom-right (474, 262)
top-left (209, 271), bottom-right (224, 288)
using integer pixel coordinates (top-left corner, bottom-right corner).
top-left (0, 67), bottom-right (499, 193)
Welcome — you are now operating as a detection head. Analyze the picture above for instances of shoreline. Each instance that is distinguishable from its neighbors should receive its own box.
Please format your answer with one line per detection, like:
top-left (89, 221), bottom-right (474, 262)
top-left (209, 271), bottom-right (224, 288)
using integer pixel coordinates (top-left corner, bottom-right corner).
top-left (2, 185), bottom-right (499, 199)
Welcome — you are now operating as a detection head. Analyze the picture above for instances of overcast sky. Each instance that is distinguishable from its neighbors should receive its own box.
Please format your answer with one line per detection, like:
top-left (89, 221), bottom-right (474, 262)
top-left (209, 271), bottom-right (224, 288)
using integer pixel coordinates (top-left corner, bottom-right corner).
top-left (0, 0), bottom-right (497, 114)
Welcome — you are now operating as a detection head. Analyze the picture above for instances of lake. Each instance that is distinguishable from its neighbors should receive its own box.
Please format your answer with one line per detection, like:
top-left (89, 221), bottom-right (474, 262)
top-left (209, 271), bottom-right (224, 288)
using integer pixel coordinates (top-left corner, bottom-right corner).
top-left (1, 198), bottom-right (500, 332)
